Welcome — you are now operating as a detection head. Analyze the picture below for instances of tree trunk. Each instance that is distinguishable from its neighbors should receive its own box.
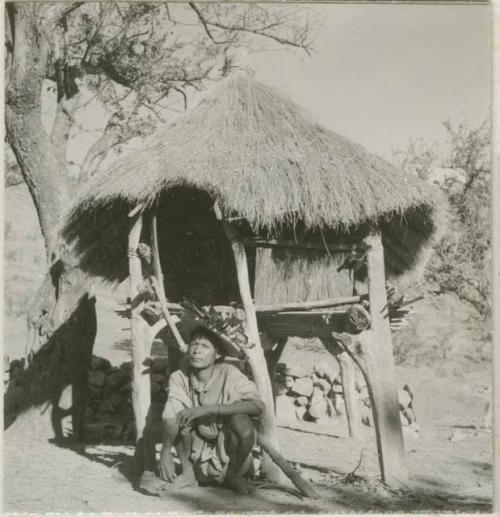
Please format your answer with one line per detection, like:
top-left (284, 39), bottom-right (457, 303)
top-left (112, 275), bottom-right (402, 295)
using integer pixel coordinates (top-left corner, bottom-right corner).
top-left (4, 4), bottom-right (98, 443)
top-left (5, 267), bottom-right (96, 443)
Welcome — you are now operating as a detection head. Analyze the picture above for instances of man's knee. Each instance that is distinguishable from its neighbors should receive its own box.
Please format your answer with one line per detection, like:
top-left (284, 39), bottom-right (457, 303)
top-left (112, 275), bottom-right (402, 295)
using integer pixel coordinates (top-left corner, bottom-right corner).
top-left (228, 414), bottom-right (254, 441)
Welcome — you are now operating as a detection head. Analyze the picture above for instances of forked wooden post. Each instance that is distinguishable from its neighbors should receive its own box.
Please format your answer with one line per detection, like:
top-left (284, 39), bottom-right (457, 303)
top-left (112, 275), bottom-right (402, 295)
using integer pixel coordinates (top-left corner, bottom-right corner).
top-left (337, 351), bottom-right (361, 438)
top-left (215, 206), bottom-right (281, 482)
top-left (128, 212), bottom-right (154, 472)
top-left (363, 232), bottom-right (408, 486)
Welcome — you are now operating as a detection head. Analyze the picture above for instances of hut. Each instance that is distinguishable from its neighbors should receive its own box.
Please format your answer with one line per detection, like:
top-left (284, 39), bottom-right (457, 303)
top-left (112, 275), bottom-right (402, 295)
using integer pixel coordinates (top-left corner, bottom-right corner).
top-left (63, 74), bottom-right (441, 487)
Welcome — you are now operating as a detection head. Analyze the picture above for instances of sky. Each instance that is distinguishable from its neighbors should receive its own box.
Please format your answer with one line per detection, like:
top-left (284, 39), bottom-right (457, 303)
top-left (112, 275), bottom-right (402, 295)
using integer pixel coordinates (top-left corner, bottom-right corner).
top-left (248, 3), bottom-right (491, 159)
top-left (65, 3), bottom-right (491, 167)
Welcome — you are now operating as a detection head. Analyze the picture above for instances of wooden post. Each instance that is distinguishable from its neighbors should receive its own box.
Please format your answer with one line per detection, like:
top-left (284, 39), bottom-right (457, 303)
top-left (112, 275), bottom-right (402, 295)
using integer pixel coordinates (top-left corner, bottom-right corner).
top-left (216, 207), bottom-right (281, 482)
top-left (363, 232), bottom-right (408, 486)
top-left (128, 212), bottom-right (154, 472)
top-left (337, 351), bottom-right (361, 439)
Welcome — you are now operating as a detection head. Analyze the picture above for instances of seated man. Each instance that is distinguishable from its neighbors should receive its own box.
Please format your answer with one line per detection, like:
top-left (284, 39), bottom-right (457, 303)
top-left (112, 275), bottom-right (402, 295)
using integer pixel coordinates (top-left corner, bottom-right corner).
top-left (159, 327), bottom-right (264, 494)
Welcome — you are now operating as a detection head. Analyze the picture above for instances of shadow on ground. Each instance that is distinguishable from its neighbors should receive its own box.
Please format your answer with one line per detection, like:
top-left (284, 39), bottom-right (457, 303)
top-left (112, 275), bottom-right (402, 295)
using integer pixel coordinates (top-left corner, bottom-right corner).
top-left (60, 440), bottom-right (493, 514)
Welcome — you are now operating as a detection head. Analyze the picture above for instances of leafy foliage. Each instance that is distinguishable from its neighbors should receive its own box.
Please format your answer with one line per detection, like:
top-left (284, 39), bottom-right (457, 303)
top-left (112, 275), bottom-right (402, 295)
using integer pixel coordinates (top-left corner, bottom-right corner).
top-left (394, 120), bottom-right (491, 316)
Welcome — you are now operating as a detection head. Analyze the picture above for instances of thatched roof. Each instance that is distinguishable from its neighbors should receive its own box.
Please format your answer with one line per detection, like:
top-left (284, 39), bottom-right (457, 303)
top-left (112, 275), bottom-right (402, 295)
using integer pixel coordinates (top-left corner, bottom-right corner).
top-left (73, 74), bottom-right (438, 231)
top-left (64, 74), bottom-right (443, 283)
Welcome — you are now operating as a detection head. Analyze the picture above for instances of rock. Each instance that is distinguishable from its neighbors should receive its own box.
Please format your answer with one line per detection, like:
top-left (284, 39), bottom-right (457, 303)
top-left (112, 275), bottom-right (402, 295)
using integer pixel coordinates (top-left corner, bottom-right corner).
top-left (283, 364), bottom-right (308, 379)
top-left (119, 381), bottom-right (132, 394)
top-left (275, 363), bottom-right (287, 374)
top-left (97, 400), bottom-right (115, 414)
top-left (109, 393), bottom-right (124, 408)
top-left (152, 374), bottom-right (167, 385)
top-left (313, 378), bottom-right (331, 393)
top-left (314, 363), bottom-right (339, 384)
top-left (151, 381), bottom-right (162, 395)
top-left (273, 374), bottom-right (287, 396)
top-left (284, 376), bottom-right (295, 389)
top-left (276, 394), bottom-right (296, 423)
top-left (152, 391), bottom-right (168, 404)
top-left (333, 394), bottom-right (345, 416)
top-left (84, 405), bottom-right (95, 420)
top-left (87, 384), bottom-right (102, 398)
top-left (295, 406), bottom-right (307, 420)
top-left (106, 370), bottom-right (129, 388)
top-left (290, 377), bottom-right (314, 398)
top-left (151, 357), bottom-right (169, 373)
top-left (331, 381), bottom-right (343, 394)
top-left (119, 361), bottom-right (133, 376)
top-left (88, 370), bottom-right (106, 388)
top-left (398, 388), bottom-right (412, 409)
top-left (295, 396), bottom-right (308, 407)
top-left (308, 396), bottom-right (328, 419)
top-left (90, 355), bottom-right (111, 371)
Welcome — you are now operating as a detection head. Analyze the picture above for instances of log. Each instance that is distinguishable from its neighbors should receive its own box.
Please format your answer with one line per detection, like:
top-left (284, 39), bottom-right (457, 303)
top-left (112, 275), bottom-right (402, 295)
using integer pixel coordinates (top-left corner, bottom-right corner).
top-left (345, 304), bottom-right (371, 333)
top-left (216, 203), bottom-right (281, 483)
top-left (362, 232), bottom-right (407, 486)
top-left (128, 212), bottom-right (155, 472)
top-left (258, 296), bottom-right (362, 313)
top-left (257, 433), bottom-right (320, 499)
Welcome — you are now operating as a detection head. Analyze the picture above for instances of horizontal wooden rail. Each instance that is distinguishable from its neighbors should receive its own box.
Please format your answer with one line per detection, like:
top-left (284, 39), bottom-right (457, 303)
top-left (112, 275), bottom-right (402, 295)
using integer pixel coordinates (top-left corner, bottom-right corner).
top-left (241, 237), bottom-right (355, 252)
top-left (257, 295), bottom-right (363, 313)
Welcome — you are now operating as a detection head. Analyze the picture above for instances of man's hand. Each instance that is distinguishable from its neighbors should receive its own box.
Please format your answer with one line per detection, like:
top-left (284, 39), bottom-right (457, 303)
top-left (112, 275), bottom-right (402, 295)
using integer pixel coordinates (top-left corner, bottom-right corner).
top-left (159, 446), bottom-right (177, 482)
top-left (176, 406), bottom-right (213, 427)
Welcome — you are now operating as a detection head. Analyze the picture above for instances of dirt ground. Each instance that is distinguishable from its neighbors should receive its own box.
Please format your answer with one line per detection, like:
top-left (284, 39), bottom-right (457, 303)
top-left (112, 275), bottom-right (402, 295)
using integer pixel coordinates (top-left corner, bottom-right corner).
top-left (3, 296), bottom-right (493, 513)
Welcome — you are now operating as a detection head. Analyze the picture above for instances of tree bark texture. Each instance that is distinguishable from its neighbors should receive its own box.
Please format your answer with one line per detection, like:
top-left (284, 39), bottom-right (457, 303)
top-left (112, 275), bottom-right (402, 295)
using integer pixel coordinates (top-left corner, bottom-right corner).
top-left (4, 3), bottom-right (97, 444)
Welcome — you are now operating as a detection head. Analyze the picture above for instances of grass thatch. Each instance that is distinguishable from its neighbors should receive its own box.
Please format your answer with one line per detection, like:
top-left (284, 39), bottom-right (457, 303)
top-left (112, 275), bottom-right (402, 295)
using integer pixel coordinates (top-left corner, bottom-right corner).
top-left (73, 74), bottom-right (438, 232)
top-left (64, 74), bottom-right (444, 286)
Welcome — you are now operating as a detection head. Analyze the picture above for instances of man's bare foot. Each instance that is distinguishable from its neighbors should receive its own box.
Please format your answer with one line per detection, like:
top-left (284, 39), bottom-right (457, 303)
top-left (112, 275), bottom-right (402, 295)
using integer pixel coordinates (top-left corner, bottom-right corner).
top-left (224, 475), bottom-right (256, 495)
top-left (139, 471), bottom-right (169, 495)
top-left (173, 468), bottom-right (197, 489)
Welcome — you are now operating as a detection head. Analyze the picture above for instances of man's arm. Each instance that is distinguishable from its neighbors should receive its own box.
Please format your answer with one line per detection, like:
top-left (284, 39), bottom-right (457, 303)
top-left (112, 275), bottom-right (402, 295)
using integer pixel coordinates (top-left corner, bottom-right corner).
top-left (176, 400), bottom-right (262, 427)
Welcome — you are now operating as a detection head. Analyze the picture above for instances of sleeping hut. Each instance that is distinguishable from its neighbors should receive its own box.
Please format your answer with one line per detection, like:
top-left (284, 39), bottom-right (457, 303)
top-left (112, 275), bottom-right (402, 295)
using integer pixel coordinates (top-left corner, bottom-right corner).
top-left (63, 74), bottom-right (441, 487)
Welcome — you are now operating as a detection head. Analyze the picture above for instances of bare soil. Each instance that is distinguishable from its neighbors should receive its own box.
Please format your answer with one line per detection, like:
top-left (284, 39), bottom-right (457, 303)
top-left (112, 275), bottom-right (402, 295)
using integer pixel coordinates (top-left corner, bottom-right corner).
top-left (3, 302), bottom-right (493, 513)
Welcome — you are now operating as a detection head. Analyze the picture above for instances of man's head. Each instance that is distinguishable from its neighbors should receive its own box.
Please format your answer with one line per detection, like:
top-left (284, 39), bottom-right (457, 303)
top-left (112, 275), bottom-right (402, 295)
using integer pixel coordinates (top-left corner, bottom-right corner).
top-left (187, 327), bottom-right (225, 369)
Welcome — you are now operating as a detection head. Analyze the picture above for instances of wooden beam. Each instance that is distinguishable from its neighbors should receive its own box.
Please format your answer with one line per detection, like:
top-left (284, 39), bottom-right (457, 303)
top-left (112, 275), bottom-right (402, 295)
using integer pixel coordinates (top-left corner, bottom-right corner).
top-left (215, 204), bottom-right (281, 483)
top-left (241, 237), bottom-right (354, 252)
top-left (128, 213), bottom-right (154, 472)
top-left (258, 295), bottom-right (362, 313)
top-left (362, 232), bottom-right (408, 487)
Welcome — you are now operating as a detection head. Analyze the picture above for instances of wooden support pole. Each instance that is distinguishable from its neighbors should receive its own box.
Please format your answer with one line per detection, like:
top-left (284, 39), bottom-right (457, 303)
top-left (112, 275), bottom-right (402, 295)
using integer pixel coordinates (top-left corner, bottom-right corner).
top-left (257, 433), bottom-right (320, 499)
top-left (337, 351), bottom-right (361, 439)
top-left (128, 212), bottom-right (154, 472)
top-left (362, 232), bottom-right (407, 487)
top-left (216, 205), bottom-right (281, 482)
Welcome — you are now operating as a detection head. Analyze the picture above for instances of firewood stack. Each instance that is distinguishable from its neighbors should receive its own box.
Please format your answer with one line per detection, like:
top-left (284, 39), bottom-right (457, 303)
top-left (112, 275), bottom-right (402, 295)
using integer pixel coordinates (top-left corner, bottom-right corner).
top-left (386, 282), bottom-right (422, 332)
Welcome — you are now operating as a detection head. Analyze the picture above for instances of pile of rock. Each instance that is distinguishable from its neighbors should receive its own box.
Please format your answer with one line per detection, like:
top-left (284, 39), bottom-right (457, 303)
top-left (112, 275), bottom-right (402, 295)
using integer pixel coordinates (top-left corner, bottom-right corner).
top-left (274, 361), bottom-right (417, 432)
top-left (274, 362), bottom-right (352, 424)
top-left (84, 355), bottom-right (169, 442)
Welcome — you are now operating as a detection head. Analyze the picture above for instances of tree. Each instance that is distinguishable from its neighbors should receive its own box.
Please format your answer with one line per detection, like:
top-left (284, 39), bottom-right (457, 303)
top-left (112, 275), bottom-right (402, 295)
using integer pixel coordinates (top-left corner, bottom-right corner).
top-left (393, 120), bottom-right (491, 316)
top-left (4, 2), bottom-right (313, 443)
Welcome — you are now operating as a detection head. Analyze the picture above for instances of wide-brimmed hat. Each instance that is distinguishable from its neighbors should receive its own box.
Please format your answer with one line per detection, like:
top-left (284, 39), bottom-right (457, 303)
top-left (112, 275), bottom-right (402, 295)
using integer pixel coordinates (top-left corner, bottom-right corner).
top-left (176, 302), bottom-right (248, 359)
